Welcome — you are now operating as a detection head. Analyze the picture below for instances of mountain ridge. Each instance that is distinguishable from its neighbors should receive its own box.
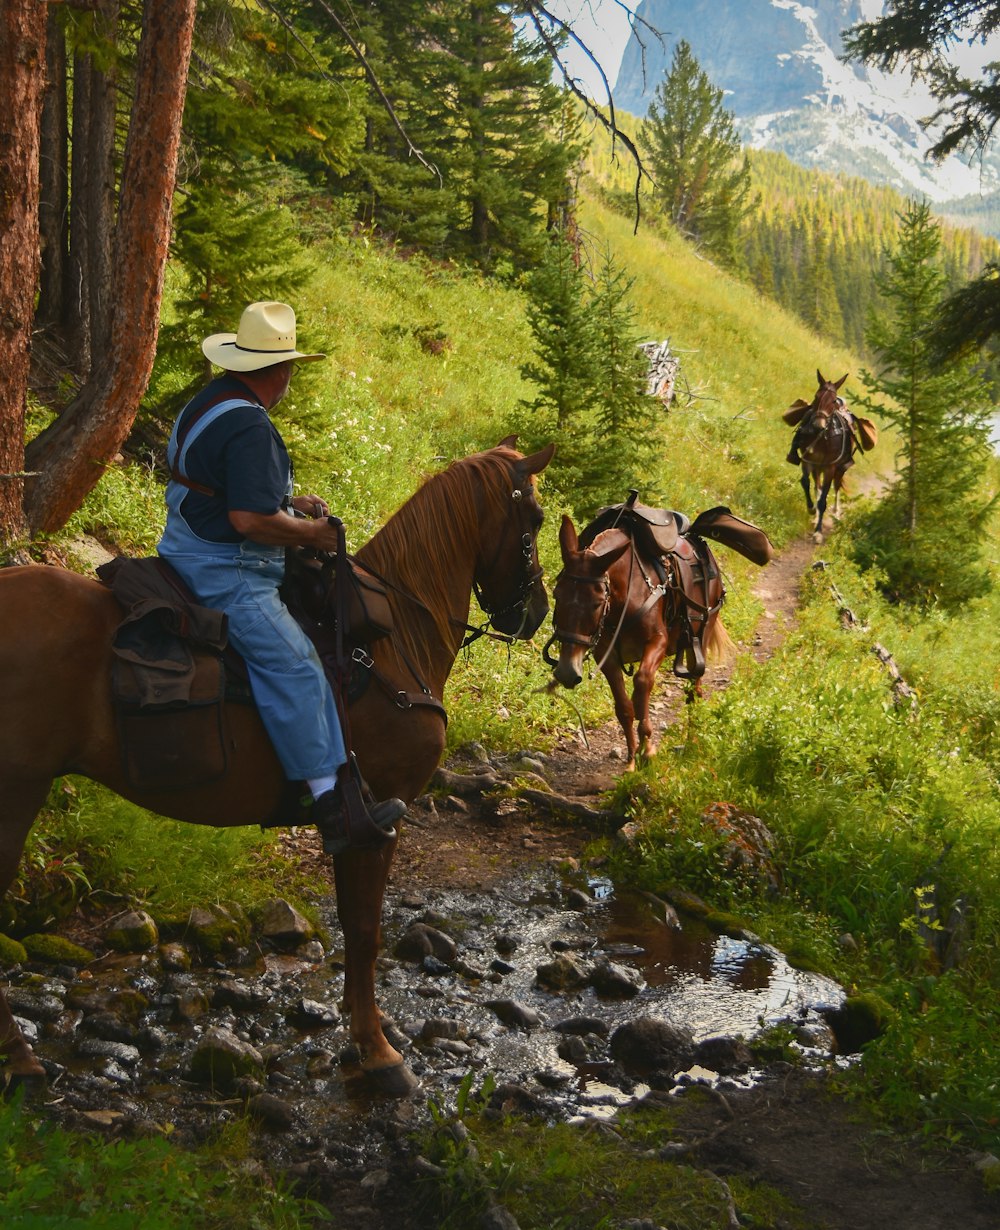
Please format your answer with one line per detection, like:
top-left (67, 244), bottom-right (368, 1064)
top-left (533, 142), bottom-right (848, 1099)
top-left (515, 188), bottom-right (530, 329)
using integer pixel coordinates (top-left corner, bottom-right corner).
top-left (613, 0), bottom-right (1000, 227)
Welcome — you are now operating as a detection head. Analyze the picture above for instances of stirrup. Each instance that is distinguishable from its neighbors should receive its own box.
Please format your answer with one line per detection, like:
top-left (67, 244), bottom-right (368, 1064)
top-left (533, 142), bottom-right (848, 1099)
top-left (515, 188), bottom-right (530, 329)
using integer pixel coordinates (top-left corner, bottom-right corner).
top-left (673, 638), bottom-right (705, 680)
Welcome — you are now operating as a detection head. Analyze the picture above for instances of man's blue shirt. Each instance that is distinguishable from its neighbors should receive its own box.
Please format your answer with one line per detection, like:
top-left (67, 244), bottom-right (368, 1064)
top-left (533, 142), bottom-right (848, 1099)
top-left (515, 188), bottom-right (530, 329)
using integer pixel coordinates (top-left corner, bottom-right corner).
top-left (173, 375), bottom-right (292, 543)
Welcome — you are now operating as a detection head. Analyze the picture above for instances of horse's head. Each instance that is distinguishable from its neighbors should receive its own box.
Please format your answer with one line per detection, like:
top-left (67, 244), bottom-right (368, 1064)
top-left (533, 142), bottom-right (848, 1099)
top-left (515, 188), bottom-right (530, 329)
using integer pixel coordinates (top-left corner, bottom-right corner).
top-left (544, 516), bottom-right (630, 688)
top-left (812, 370), bottom-right (848, 428)
top-left (471, 439), bottom-right (555, 640)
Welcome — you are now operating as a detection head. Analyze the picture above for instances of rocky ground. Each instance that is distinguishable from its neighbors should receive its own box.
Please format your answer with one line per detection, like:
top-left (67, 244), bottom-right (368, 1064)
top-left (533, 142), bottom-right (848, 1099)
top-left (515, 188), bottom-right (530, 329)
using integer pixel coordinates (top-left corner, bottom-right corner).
top-left (7, 515), bottom-right (1000, 1229)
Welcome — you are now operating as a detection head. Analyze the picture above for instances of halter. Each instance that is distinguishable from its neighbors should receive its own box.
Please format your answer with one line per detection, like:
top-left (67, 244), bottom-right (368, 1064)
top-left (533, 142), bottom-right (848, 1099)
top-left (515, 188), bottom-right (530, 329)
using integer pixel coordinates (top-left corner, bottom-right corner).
top-left (543, 546), bottom-right (635, 672)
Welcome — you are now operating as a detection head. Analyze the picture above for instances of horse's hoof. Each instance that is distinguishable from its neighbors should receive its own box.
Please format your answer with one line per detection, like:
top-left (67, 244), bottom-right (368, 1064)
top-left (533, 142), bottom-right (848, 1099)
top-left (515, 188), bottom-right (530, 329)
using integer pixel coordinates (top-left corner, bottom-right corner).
top-left (2, 1070), bottom-right (48, 1103)
top-left (812, 531), bottom-right (824, 544)
top-left (346, 1060), bottom-right (421, 1098)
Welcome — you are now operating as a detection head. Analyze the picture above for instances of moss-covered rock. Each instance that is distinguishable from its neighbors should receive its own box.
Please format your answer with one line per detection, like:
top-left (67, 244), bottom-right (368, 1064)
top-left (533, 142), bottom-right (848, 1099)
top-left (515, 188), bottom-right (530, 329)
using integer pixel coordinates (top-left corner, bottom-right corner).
top-left (105, 910), bottom-right (159, 953)
top-left (0, 932), bottom-right (28, 966)
top-left (182, 905), bottom-right (250, 956)
top-left (21, 933), bottom-right (95, 965)
top-left (826, 992), bottom-right (897, 1053)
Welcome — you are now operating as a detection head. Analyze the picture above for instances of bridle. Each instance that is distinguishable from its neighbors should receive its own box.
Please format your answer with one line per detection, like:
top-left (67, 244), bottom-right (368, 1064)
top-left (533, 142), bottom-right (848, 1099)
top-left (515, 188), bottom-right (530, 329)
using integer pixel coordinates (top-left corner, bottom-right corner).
top-left (466, 484), bottom-right (545, 647)
top-left (543, 545), bottom-right (635, 672)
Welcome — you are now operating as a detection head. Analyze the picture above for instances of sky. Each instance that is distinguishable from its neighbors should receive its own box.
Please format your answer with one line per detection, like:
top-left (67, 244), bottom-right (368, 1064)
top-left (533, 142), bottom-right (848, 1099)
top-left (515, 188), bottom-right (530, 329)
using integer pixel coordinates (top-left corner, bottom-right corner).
top-left (545, 0), bottom-right (999, 106)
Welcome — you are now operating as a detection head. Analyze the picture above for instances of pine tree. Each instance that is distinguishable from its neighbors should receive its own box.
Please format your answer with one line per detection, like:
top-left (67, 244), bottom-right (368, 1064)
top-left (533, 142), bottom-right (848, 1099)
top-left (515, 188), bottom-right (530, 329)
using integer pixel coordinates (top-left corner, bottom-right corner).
top-left (638, 40), bottom-right (756, 268)
top-left (854, 200), bottom-right (997, 608)
top-left (578, 246), bottom-right (660, 516)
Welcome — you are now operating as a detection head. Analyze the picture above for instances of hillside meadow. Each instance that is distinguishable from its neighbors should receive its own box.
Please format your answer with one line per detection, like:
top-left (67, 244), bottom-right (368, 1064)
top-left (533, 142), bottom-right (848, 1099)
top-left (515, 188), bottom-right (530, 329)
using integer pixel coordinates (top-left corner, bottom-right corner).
top-left (11, 180), bottom-right (1000, 1179)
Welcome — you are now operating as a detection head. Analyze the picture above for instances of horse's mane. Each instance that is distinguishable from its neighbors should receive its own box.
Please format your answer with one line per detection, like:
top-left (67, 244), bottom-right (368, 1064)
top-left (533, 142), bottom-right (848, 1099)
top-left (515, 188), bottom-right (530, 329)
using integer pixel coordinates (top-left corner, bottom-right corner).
top-left (357, 447), bottom-right (522, 675)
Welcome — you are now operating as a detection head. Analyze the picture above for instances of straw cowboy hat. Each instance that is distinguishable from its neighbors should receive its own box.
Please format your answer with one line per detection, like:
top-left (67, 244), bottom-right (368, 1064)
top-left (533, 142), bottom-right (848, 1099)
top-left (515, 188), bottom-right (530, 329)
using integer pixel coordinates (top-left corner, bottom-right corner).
top-left (202, 301), bottom-right (325, 372)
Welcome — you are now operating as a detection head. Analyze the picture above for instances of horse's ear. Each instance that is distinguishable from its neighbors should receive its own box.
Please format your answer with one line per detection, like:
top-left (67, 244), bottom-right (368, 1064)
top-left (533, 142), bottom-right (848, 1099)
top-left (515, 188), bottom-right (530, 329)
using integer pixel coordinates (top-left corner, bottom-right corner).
top-left (558, 514), bottom-right (578, 560)
top-left (834, 373), bottom-right (848, 390)
top-left (496, 434), bottom-right (518, 449)
top-left (519, 442), bottom-right (556, 475)
top-left (816, 368), bottom-right (825, 386)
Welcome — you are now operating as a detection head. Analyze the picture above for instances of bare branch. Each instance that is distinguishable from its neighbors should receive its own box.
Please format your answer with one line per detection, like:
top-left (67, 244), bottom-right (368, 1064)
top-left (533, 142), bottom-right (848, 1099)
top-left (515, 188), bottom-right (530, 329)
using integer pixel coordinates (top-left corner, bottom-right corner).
top-left (520, 1), bottom-right (652, 232)
top-left (283, 0), bottom-right (442, 185)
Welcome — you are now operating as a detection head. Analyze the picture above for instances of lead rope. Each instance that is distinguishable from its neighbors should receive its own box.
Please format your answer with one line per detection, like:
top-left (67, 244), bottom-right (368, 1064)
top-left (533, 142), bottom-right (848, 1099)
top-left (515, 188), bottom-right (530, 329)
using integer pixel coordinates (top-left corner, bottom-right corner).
top-left (593, 537), bottom-right (636, 673)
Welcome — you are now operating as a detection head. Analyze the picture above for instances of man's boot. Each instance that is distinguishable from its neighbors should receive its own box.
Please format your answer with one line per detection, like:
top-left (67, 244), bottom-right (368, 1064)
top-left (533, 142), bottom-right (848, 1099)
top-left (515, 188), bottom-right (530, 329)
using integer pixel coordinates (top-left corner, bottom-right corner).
top-left (312, 758), bottom-right (406, 855)
top-left (786, 443), bottom-right (801, 465)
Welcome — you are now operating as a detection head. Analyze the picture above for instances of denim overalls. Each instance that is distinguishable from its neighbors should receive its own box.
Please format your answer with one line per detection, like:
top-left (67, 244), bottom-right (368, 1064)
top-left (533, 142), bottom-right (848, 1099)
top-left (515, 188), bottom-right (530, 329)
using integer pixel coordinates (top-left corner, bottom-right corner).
top-left (158, 397), bottom-right (345, 782)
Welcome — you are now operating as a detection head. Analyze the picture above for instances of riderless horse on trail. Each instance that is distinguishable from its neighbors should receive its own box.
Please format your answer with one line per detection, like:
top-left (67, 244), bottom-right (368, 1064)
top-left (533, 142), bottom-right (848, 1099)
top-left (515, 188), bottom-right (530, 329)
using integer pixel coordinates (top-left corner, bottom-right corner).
top-left (0, 440), bottom-right (554, 1097)
top-left (784, 371), bottom-right (878, 539)
top-left (545, 494), bottom-right (772, 771)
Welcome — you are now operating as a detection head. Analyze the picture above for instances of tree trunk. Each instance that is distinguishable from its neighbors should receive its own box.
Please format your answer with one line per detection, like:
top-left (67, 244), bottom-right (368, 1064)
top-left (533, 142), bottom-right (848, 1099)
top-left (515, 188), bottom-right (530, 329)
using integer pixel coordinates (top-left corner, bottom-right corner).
top-left (68, 50), bottom-right (92, 376)
top-left (0, 2), bottom-right (47, 547)
top-left (24, 0), bottom-right (197, 536)
top-left (85, 0), bottom-right (121, 362)
top-left (37, 11), bottom-right (68, 335)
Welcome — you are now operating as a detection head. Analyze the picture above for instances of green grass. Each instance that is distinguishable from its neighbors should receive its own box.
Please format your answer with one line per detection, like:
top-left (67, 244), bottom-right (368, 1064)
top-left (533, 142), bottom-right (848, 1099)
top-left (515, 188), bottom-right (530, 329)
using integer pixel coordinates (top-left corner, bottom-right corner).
top-left (0, 1097), bottom-right (325, 1228)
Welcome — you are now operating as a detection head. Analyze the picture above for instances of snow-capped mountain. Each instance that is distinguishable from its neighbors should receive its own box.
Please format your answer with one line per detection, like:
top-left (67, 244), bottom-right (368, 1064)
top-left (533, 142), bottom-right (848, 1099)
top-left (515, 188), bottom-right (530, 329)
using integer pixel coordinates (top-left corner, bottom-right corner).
top-left (613, 0), bottom-right (999, 207)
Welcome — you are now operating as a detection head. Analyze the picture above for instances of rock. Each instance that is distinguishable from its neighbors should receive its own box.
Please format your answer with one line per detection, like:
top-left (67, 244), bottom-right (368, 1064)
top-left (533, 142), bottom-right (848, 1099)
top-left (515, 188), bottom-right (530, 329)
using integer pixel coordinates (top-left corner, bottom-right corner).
top-left (422, 955), bottom-right (451, 976)
top-left (190, 1027), bottom-right (263, 1088)
top-left (105, 910), bottom-right (158, 953)
top-left (421, 1017), bottom-right (467, 1043)
top-left (793, 1020), bottom-right (837, 1052)
top-left (77, 1037), bottom-right (141, 1066)
top-left (184, 905), bottom-right (249, 955)
top-left (246, 1092), bottom-right (296, 1133)
top-left (589, 959), bottom-right (644, 999)
top-left (287, 998), bottom-right (340, 1029)
top-left (485, 1000), bottom-right (543, 1030)
top-left (556, 1036), bottom-right (590, 1065)
top-left (693, 1035), bottom-right (753, 1073)
top-left (5, 988), bottom-right (65, 1022)
top-left (494, 932), bottom-right (520, 955)
top-left (535, 954), bottom-right (590, 992)
top-left (297, 940), bottom-right (325, 963)
top-left (609, 1017), bottom-right (695, 1073)
top-left (212, 979), bottom-right (270, 1013)
top-left (552, 1016), bottom-right (609, 1037)
top-left (393, 923), bottom-right (458, 964)
top-left (175, 988), bottom-right (211, 1022)
top-left (81, 1012), bottom-right (135, 1044)
top-left (565, 888), bottom-right (592, 910)
top-left (0, 933), bottom-right (28, 965)
top-left (486, 1081), bottom-right (551, 1119)
top-left (535, 1067), bottom-right (571, 1088)
top-left (490, 958), bottom-right (515, 975)
top-left (480, 1201), bottom-right (522, 1230)
top-left (699, 802), bottom-right (781, 894)
top-left (255, 899), bottom-right (316, 946)
top-left (20, 934), bottom-right (94, 965)
top-left (158, 942), bottom-right (192, 971)
top-left (825, 993), bottom-right (896, 1053)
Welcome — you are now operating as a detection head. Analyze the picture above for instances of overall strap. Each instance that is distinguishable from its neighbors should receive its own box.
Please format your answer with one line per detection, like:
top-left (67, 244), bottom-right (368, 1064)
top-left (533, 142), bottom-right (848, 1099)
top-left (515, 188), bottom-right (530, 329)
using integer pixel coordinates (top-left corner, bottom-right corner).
top-left (167, 393), bottom-right (259, 496)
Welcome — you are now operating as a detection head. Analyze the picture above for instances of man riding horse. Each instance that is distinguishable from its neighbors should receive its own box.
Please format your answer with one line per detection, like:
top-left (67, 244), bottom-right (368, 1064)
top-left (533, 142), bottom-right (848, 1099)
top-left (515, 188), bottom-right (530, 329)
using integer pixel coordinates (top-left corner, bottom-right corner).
top-left (158, 300), bottom-right (406, 855)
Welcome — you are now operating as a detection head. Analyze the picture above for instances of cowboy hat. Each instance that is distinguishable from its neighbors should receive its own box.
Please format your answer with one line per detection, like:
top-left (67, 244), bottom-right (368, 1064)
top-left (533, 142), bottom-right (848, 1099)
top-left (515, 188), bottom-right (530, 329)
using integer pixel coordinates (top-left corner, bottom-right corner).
top-left (202, 301), bottom-right (325, 372)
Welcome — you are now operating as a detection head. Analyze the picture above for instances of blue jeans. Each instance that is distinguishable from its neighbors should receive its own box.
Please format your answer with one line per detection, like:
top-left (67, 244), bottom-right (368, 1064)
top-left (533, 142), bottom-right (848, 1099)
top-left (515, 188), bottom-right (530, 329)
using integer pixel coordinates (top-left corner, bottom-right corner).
top-left (160, 545), bottom-right (346, 782)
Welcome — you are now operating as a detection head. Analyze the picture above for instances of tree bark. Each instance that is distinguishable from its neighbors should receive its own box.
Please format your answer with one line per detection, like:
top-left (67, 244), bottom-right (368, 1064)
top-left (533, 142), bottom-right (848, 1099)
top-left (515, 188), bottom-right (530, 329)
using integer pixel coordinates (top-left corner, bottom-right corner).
top-left (85, 0), bottom-right (121, 362)
top-left (24, 0), bottom-right (197, 536)
top-left (0, 2), bottom-right (47, 547)
top-left (68, 49), bottom-right (92, 375)
top-left (37, 11), bottom-right (68, 335)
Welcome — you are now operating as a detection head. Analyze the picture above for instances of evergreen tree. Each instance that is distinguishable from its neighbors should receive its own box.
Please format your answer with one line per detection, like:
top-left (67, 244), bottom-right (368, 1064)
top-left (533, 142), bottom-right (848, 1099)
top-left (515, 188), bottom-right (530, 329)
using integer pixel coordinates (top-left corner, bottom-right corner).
top-left (515, 233), bottom-right (598, 495)
top-left (854, 200), bottom-right (997, 608)
top-left (638, 40), bottom-right (756, 268)
top-left (578, 246), bottom-right (660, 515)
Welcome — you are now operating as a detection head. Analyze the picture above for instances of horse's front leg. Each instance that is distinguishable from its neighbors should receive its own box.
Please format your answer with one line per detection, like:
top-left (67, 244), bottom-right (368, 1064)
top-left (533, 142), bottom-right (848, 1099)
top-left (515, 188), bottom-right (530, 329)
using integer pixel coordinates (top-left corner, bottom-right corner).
top-left (632, 637), bottom-right (668, 763)
top-left (601, 659), bottom-right (638, 771)
top-left (333, 839), bottom-right (417, 1095)
top-left (814, 475), bottom-right (832, 537)
top-left (800, 467), bottom-right (815, 514)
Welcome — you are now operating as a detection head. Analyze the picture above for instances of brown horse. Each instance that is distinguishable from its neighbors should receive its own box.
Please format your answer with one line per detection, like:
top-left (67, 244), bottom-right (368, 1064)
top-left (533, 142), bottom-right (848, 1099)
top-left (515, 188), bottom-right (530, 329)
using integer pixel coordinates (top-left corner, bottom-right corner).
top-left (546, 513), bottom-right (732, 771)
top-left (0, 440), bottom-right (554, 1094)
top-left (785, 371), bottom-right (876, 539)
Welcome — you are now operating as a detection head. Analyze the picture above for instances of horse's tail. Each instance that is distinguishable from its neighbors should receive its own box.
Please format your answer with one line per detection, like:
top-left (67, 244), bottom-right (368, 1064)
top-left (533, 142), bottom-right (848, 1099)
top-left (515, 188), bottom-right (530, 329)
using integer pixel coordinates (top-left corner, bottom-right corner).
top-left (705, 614), bottom-right (735, 665)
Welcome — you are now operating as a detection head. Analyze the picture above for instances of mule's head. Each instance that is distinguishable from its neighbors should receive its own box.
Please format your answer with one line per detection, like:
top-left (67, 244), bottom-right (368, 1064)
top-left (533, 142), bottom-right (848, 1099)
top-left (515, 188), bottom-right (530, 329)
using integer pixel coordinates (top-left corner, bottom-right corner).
top-left (472, 439), bottom-right (555, 640)
top-left (545, 516), bottom-right (630, 688)
top-left (813, 370), bottom-right (848, 427)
